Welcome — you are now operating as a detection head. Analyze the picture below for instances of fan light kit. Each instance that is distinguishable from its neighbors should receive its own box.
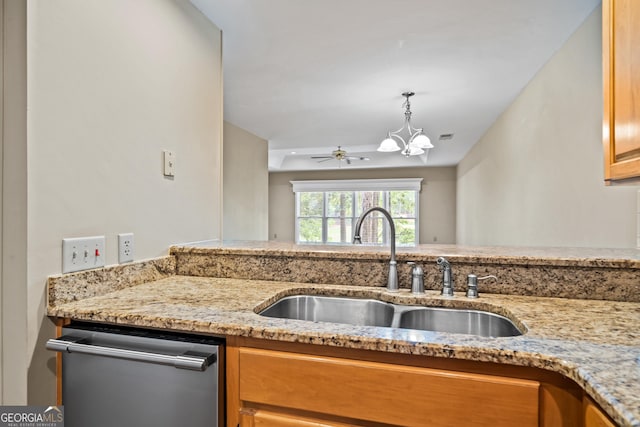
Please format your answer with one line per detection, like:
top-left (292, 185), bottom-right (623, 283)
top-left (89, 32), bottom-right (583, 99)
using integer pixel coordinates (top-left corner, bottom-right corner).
top-left (378, 92), bottom-right (433, 157)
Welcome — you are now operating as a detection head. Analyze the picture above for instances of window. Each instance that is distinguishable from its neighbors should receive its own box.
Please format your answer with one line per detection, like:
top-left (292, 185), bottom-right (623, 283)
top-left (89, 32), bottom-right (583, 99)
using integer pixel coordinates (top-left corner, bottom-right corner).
top-left (292, 179), bottom-right (422, 246)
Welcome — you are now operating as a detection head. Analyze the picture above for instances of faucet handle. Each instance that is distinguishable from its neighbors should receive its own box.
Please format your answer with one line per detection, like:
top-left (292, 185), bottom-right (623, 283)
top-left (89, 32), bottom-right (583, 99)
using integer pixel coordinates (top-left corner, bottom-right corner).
top-left (406, 261), bottom-right (423, 273)
top-left (466, 274), bottom-right (497, 298)
top-left (407, 262), bottom-right (424, 294)
top-left (436, 257), bottom-right (454, 297)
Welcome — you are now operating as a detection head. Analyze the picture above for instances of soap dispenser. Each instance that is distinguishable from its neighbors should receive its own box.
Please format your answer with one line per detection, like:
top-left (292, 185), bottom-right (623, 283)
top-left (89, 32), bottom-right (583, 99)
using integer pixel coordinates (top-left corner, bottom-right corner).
top-left (466, 274), bottom-right (479, 298)
top-left (465, 274), bottom-right (497, 298)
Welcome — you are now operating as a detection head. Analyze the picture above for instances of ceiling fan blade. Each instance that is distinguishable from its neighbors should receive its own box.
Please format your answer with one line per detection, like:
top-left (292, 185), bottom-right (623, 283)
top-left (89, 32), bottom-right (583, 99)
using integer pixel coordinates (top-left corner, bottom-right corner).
top-left (346, 159), bottom-right (352, 165)
top-left (317, 158), bottom-right (333, 163)
top-left (311, 156), bottom-right (333, 159)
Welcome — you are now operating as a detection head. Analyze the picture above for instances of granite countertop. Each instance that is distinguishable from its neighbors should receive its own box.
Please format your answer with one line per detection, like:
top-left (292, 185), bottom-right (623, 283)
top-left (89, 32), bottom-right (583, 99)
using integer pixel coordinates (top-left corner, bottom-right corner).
top-left (47, 275), bottom-right (640, 427)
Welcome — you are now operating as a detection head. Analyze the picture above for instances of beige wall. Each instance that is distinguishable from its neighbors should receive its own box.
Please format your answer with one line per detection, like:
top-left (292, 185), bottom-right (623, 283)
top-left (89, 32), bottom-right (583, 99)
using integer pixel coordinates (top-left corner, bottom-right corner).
top-left (269, 167), bottom-right (456, 244)
top-left (2, 0), bottom-right (28, 404)
top-left (25, 0), bottom-right (222, 404)
top-left (456, 7), bottom-right (637, 248)
top-left (223, 122), bottom-right (268, 240)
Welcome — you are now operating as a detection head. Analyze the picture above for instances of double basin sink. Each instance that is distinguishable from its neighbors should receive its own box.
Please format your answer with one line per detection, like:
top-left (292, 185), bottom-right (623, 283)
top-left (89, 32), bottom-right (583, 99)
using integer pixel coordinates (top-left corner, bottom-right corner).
top-left (259, 295), bottom-right (523, 338)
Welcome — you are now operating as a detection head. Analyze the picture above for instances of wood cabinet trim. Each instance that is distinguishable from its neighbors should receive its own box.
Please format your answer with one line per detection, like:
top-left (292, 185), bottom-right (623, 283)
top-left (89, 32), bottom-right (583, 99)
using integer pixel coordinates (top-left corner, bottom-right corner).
top-left (54, 318), bottom-right (71, 406)
top-left (240, 408), bottom-right (359, 427)
top-left (226, 337), bottom-right (241, 427)
top-left (603, 0), bottom-right (613, 181)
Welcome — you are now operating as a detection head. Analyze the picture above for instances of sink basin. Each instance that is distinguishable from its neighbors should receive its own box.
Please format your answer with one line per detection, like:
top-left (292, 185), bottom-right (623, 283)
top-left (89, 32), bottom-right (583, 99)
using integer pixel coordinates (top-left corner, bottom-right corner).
top-left (259, 295), bottom-right (395, 327)
top-left (258, 295), bottom-right (524, 337)
top-left (398, 307), bottom-right (522, 338)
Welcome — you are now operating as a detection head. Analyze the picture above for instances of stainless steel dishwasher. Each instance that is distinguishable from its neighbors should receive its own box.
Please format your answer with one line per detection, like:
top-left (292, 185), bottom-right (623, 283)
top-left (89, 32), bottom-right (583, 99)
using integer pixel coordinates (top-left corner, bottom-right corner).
top-left (46, 322), bottom-right (224, 427)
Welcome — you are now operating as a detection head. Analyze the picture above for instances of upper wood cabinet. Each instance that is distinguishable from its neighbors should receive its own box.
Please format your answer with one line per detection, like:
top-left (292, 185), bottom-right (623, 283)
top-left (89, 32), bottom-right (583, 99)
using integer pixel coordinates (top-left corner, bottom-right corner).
top-left (603, 0), bottom-right (640, 184)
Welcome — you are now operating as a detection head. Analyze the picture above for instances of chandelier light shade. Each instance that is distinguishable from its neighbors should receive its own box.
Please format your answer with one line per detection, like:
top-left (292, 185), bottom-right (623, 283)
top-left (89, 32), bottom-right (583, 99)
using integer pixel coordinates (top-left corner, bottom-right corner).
top-left (378, 137), bottom-right (401, 152)
top-left (377, 92), bottom-right (434, 157)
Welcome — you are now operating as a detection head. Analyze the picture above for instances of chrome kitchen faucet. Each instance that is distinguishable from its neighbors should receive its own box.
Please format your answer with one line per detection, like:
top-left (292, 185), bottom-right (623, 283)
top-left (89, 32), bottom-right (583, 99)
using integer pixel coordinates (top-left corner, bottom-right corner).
top-left (353, 207), bottom-right (398, 292)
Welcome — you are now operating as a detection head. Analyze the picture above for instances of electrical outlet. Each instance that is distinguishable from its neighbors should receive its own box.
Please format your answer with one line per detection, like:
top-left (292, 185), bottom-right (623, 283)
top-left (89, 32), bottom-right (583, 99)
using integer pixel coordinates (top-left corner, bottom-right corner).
top-left (62, 236), bottom-right (106, 273)
top-left (118, 233), bottom-right (134, 263)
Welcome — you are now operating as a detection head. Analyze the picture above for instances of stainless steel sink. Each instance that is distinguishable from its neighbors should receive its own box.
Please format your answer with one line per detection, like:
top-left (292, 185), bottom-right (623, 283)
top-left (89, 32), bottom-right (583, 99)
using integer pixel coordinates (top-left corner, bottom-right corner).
top-left (259, 295), bottom-right (395, 327)
top-left (258, 295), bottom-right (524, 337)
top-left (398, 307), bottom-right (522, 337)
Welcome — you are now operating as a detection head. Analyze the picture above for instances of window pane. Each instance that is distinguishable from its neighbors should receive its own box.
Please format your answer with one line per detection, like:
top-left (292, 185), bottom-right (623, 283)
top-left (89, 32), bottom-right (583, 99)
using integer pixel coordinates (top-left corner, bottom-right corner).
top-left (326, 192), bottom-right (353, 217)
top-left (299, 192), bottom-right (323, 216)
top-left (390, 191), bottom-right (416, 217)
top-left (357, 216), bottom-right (385, 245)
top-left (295, 185), bottom-right (418, 246)
top-left (326, 218), bottom-right (353, 244)
top-left (356, 191), bottom-right (383, 214)
top-left (298, 218), bottom-right (323, 243)
top-left (395, 219), bottom-right (416, 246)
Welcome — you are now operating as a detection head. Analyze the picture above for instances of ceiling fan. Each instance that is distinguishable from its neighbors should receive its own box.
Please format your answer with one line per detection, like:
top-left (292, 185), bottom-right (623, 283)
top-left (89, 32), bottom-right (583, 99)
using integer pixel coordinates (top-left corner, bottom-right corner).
top-left (310, 146), bottom-right (370, 165)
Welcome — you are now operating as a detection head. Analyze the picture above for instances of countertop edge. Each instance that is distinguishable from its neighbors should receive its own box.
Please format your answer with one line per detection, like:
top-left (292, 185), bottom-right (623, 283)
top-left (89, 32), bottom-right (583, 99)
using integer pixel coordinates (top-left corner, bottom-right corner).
top-left (170, 244), bottom-right (640, 269)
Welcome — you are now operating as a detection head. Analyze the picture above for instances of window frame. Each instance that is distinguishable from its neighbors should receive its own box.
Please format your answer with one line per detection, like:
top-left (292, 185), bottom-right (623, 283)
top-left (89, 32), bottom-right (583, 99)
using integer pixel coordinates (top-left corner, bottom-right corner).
top-left (292, 179), bottom-right (422, 246)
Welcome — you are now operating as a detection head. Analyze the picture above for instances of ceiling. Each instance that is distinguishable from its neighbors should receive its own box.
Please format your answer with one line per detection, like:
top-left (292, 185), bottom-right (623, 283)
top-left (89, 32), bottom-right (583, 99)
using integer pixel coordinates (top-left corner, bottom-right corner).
top-left (191, 0), bottom-right (600, 171)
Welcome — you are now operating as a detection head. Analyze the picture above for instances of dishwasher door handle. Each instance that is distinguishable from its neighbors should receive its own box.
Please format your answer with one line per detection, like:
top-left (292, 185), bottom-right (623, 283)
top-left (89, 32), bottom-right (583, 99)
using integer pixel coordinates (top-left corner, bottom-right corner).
top-left (46, 335), bottom-right (216, 371)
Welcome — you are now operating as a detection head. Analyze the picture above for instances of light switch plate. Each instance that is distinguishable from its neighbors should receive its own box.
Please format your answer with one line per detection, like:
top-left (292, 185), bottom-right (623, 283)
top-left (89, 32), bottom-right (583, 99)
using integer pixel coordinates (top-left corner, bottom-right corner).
top-left (163, 150), bottom-right (175, 177)
top-left (62, 236), bottom-right (106, 273)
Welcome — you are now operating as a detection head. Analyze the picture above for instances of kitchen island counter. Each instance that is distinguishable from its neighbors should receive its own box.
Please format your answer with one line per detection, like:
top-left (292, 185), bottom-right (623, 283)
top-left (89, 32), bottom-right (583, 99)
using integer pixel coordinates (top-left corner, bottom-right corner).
top-left (48, 274), bottom-right (640, 427)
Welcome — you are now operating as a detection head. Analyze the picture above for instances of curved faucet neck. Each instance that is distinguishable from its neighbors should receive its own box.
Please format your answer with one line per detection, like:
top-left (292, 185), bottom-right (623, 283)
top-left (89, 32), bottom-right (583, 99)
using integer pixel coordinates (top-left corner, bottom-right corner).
top-left (353, 207), bottom-right (396, 261)
top-left (353, 207), bottom-right (398, 292)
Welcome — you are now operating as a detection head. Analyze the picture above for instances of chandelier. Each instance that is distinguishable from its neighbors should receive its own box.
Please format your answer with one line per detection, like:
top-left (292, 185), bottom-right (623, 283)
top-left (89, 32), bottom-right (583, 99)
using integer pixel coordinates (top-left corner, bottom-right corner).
top-left (377, 92), bottom-right (433, 157)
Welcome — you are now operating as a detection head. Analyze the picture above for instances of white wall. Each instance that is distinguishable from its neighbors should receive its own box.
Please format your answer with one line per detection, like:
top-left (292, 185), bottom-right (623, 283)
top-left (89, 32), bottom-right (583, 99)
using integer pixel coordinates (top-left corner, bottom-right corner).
top-left (269, 167), bottom-right (457, 244)
top-left (456, 7), bottom-right (637, 248)
top-left (223, 121), bottom-right (269, 240)
top-left (26, 0), bottom-right (222, 403)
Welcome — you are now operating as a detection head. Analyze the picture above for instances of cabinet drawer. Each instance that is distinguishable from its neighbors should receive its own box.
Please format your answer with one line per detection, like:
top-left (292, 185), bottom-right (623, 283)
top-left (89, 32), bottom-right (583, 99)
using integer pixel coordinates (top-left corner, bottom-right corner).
top-left (239, 348), bottom-right (539, 427)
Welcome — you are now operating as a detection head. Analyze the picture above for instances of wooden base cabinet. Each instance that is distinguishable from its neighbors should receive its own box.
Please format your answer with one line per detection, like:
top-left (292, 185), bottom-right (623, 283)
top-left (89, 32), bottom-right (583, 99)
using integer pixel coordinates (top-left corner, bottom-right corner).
top-left (226, 338), bottom-right (605, 427)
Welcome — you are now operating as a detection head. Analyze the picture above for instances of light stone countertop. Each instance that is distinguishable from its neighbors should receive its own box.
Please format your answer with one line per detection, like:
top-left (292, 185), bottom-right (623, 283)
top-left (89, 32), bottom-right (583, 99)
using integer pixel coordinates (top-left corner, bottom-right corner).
top-left (47, 275), bottom-right (640, 427)
top-left (172, 240), bottom-right (640, 268)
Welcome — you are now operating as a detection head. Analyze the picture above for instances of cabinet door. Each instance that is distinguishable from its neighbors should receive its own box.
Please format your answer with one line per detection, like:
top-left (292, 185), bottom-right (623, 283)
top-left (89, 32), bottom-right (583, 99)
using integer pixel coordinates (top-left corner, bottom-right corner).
top-left (584, 398), bottom-right (616, 427)
top-left (603, 0), bottom-right (640, 183)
